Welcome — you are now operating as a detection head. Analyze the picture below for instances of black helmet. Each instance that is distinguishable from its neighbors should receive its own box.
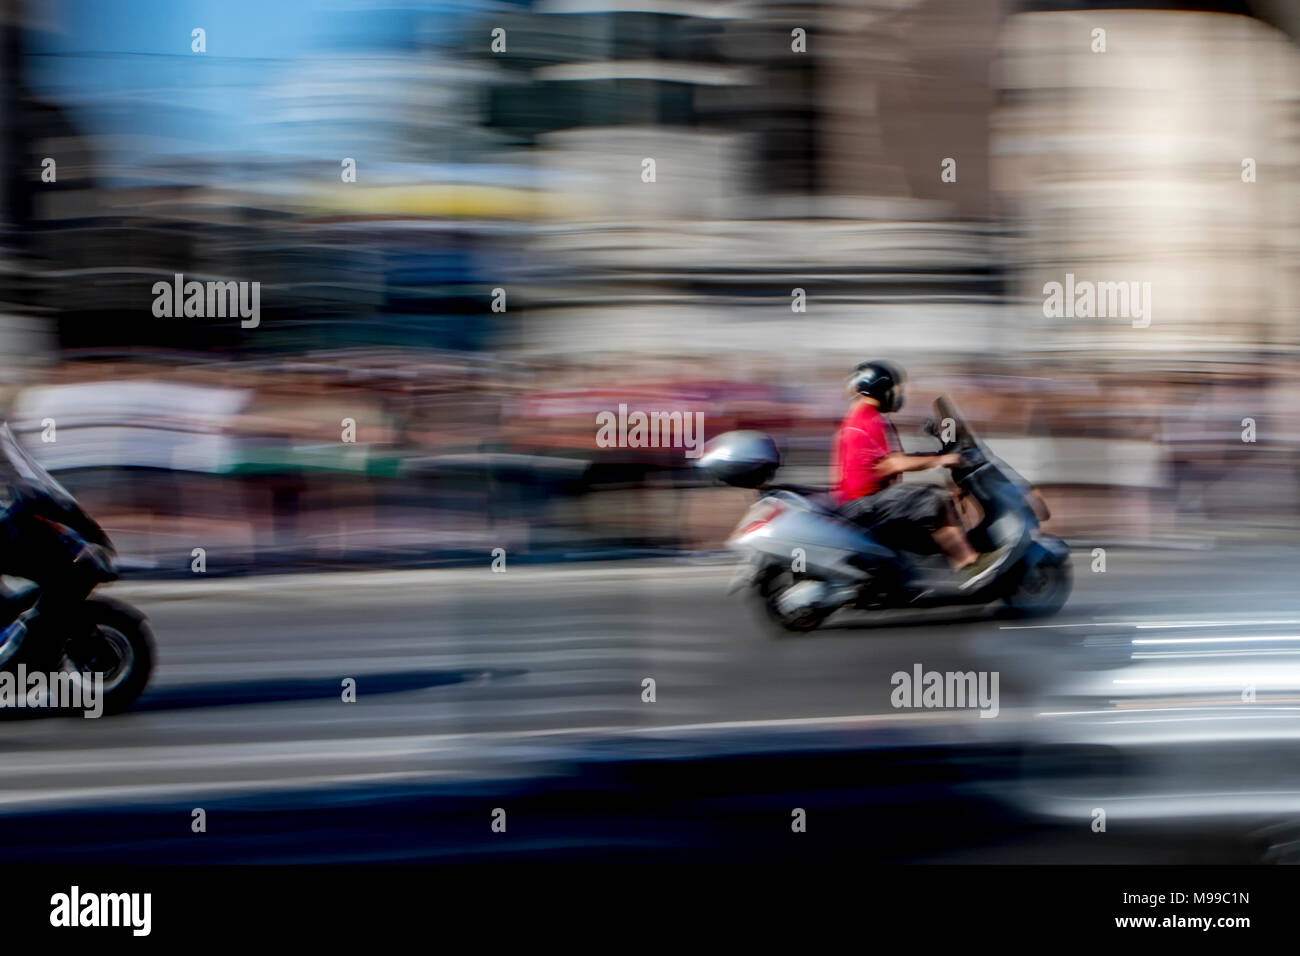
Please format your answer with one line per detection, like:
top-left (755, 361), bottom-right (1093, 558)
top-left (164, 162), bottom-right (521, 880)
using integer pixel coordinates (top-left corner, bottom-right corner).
top-left (849, 360), bottom-right (905, 412)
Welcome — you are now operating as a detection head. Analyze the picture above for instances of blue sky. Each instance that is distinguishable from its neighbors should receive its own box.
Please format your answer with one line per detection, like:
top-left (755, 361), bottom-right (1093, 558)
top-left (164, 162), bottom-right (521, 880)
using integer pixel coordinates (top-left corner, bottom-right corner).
top-left (25, 0), bottom-right (494, 174)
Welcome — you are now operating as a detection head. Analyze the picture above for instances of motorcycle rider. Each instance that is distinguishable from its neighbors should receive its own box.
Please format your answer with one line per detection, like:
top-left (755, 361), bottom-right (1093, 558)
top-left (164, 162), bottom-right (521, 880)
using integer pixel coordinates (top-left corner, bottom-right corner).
top-left (832, 361), bottom-right (1002, 589)
top-left (0, 438), bottom-right (106, 669)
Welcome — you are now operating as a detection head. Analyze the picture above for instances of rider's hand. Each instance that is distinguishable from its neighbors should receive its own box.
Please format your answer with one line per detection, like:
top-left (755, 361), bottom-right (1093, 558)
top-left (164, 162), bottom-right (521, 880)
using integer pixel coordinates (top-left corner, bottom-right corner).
top-left (938, 453), bottom-right (964, 469)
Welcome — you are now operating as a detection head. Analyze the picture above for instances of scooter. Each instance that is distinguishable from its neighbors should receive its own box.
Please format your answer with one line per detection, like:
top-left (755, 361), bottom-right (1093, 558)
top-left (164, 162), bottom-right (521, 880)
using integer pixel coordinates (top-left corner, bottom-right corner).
top-left (699, 397), bottom-right (1071, 633)
top-left (0, 423), bottom-right (154, 714)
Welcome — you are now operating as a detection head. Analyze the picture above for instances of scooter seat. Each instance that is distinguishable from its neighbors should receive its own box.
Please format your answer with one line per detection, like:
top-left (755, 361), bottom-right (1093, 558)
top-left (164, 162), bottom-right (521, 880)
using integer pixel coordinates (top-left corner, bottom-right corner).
top-left (765, 483), bottom-right (839, 513)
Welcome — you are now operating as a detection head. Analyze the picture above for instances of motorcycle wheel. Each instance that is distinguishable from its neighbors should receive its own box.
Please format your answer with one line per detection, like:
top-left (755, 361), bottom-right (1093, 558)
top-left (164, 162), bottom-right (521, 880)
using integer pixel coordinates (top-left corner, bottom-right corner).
top-left (749, 566), bottom-right (830, 635)
top-left (59, 597), bottom-right (155, 716)
top-left (1003, 557), bottom-right (1072, 618)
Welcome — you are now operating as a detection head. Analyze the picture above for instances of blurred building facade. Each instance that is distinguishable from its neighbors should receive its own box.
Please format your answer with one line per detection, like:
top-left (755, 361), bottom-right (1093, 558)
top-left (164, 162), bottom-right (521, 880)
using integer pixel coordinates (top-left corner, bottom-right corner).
top-left (0, 0), bottom-right (1298, 567)
top-left (995, 8), bottom-right (1300, 361)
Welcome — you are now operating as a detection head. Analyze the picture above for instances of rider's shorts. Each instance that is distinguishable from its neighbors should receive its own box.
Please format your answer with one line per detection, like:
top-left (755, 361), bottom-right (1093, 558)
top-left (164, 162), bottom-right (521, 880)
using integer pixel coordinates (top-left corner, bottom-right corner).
top-left (840, 483), bottom-right (953, 554)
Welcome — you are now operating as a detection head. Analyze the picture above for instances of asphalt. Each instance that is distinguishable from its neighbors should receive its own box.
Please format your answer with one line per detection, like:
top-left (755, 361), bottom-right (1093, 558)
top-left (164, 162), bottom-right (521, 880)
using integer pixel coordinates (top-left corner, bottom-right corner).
top-left (0, 545), bottom-right (1291, 801)
top-left (0, 544), bottom-right (1297, 860)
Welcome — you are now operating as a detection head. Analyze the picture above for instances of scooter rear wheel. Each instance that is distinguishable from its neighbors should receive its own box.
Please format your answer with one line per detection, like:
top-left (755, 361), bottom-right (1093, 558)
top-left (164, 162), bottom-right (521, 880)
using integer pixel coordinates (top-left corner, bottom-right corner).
top-left (749, 566), bottom-right (831, 635)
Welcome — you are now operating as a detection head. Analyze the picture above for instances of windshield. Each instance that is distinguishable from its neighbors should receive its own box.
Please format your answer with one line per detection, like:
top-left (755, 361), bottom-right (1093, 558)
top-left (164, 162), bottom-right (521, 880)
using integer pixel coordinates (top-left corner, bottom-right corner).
top-left (0, 422), bottom-right (80, 508)
top-left (932, 396), bottom-right (980, 451)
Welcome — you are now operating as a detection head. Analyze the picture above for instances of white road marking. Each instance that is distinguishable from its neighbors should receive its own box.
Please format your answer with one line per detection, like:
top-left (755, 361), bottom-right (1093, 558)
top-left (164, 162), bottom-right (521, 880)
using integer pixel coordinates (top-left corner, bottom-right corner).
top-left (1133, 635), bottom-right (1300, 645)
top-left (1002, 619), bottom-right (1300, 631)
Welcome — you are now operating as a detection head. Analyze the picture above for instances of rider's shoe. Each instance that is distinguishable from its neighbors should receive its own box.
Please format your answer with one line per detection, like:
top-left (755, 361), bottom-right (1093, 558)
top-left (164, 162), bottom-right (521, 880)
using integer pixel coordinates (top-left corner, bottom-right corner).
top-left (959, 547), bottom-right (1009, 591)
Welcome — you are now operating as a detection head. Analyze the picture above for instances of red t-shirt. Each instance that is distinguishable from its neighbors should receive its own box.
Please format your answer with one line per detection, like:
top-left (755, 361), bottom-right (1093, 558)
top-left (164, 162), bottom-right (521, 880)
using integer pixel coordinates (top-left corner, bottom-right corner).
top-left (831, 403), bottom-right (897, 503)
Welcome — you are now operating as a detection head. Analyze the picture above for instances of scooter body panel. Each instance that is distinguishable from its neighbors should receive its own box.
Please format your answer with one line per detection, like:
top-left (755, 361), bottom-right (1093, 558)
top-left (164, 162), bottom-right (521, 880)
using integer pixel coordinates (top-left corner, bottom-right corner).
top-left (728, 493), bottom-right (897, 584)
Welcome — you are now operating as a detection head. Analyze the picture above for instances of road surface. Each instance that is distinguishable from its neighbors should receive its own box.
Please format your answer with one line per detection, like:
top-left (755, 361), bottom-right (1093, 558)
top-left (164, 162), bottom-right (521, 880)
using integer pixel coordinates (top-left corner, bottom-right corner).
top-left (1, 544), bottom-right (1297, 861)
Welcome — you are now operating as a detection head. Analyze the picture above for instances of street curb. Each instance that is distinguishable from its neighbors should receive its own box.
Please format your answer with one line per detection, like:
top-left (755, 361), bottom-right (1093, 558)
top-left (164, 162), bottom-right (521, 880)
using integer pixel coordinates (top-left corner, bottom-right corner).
top-left (105, 559), bottom-right (740, 601)
top-left (100, 540), bottom-right (1270, 602)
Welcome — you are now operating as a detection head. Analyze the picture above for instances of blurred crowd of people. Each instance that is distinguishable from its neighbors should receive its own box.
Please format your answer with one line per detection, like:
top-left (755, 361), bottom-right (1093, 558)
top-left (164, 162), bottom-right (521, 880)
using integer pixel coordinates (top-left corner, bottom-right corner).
top-left (1, 348), bottom-right (1293, 572)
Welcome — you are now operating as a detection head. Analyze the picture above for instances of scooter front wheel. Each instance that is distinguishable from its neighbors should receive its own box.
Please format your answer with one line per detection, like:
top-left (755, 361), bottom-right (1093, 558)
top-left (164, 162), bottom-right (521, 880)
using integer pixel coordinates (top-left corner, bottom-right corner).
top-left (1003, 557), bottom-right (1072, 618)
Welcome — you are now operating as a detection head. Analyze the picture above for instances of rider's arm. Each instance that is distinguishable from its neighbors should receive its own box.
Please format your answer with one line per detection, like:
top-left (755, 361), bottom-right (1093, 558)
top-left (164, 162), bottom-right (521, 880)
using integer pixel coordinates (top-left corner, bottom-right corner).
top-left (875, 452), bottom-right (960, 479)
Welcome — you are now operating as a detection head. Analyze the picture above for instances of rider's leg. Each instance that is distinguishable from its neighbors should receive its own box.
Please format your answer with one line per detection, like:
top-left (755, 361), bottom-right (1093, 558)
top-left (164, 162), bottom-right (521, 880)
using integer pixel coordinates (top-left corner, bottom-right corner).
top-left (0, 511), bottom-right (102, 668)
top-left (848, 484), bottom-right (979, 569)
top-left (933, 525), bottom-right (977, 570)
top-left (926, 493), bottom-right (978, 570)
